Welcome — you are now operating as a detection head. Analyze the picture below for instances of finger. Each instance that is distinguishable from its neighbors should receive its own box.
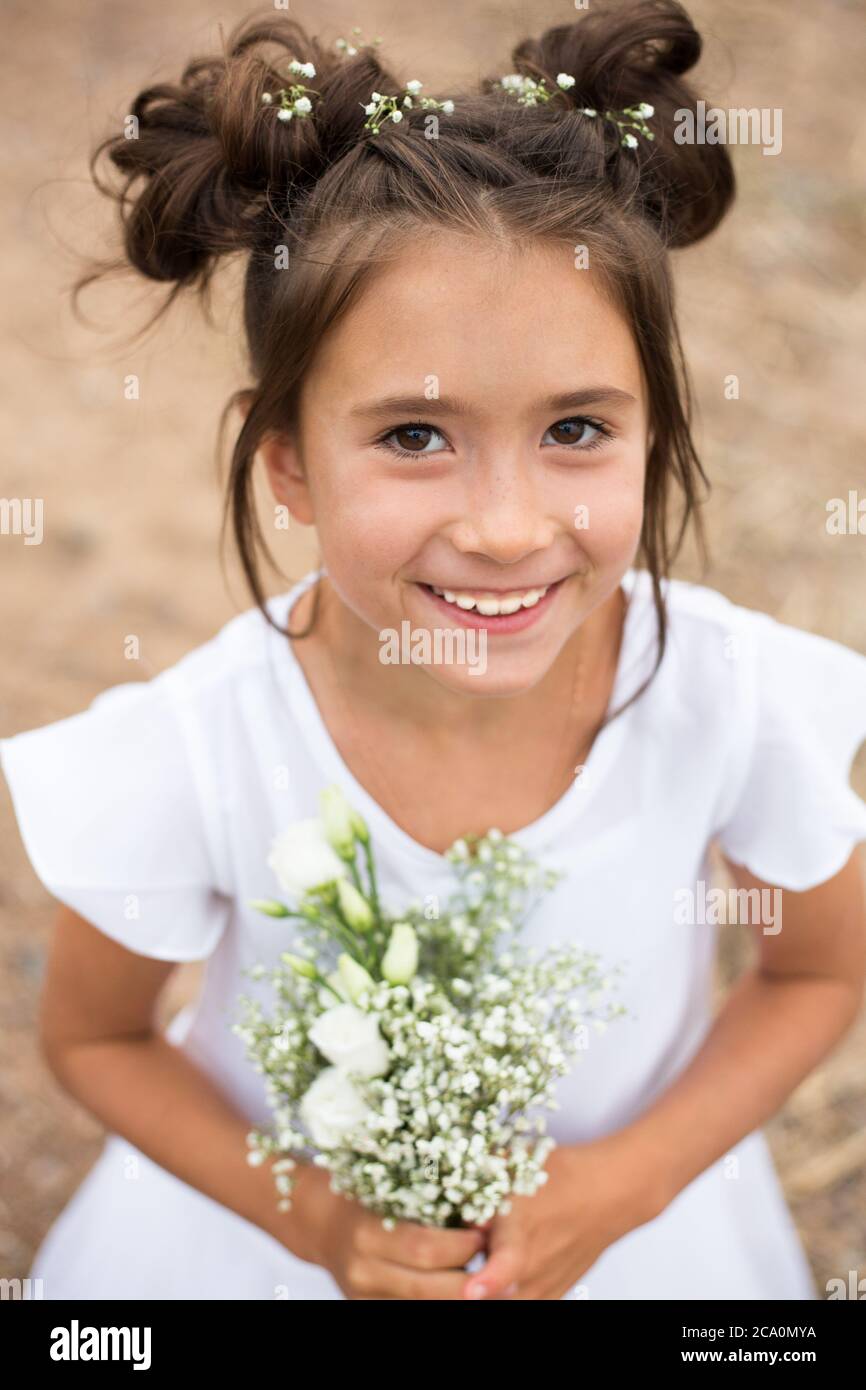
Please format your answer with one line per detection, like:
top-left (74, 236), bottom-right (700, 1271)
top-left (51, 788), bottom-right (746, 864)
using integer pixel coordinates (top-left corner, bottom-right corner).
top-left (360, 1258), bottom-right (477, 1301)
top-left (369, 1219), bottom-right (487, 1271)
top-left (462, 1241), bottom-right (524, 1299)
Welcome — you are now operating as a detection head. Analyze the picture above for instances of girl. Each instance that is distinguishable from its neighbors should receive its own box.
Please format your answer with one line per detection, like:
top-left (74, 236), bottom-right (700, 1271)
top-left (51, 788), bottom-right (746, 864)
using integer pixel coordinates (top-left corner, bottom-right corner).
top-left (3, 2), bottom-right (866, 1301)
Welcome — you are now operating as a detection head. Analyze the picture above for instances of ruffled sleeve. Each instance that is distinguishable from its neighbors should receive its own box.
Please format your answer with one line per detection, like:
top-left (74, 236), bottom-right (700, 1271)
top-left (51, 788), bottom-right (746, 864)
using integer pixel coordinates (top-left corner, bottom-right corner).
top-left (0, 669), bottom-right (232, 960)
top-left (713, 606), bottom-right (866, 891)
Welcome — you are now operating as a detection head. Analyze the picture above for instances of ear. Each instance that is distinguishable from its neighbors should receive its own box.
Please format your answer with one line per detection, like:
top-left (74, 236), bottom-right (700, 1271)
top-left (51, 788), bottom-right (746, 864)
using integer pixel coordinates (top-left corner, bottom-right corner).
top-left (237, 390), bottom-right (315, 528)
top-left (259, 432), bottom-right (316, 527)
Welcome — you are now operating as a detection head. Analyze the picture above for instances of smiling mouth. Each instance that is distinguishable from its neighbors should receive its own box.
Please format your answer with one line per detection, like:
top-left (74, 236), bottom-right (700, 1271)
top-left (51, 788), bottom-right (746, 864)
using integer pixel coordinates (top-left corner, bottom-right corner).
top-left (415, 576), bottom-right (567, 630)
top-left (419, 582), bottom-right (555, 616)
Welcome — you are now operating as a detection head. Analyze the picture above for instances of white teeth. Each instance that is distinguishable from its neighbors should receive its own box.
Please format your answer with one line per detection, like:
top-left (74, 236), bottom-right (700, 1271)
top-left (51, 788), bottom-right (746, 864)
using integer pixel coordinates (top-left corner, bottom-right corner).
top-left (428, 583), bottom-right (551, 615)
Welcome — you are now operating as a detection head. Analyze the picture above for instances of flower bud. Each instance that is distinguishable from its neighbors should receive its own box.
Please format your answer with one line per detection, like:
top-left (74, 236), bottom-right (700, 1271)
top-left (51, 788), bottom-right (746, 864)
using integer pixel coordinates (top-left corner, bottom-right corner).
top-left (326, 970), bottom-right (351, 1002)
top-left (382, 922), bottom-right (419, 984)
top-left (249, 897), bottom-right (290, 918)
top-left (336, 878), bottom-right (375, 930)
top-left (319, 786), bottom-right (358, 857)
top-left (337, 952), bottom-right (377, 1003)
top-left (281, 952), bottom-right (317, 978)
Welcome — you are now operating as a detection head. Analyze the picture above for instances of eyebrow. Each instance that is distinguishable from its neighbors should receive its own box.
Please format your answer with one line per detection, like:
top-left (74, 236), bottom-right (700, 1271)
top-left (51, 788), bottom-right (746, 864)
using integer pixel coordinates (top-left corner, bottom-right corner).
top-left (348, 387), bottom-right (637, 421)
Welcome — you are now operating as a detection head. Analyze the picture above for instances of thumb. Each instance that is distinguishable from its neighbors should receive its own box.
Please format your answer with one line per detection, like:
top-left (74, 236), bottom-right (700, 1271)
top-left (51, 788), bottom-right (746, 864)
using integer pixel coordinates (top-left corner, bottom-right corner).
top-left (462, 1221), bottom-right (523, 1300)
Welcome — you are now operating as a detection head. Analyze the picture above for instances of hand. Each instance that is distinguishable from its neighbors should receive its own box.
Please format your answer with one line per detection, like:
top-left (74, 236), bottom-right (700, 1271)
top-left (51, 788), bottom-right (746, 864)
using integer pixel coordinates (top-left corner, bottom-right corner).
top-left (290, 1164), bottom-right (488, 1299)
top-left (460, 1135), bottom-right (665, 1301)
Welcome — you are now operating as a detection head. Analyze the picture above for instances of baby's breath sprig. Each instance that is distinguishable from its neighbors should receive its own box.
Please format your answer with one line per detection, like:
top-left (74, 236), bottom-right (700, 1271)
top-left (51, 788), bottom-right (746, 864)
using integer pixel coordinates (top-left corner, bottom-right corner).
top-left (579, 101), bottom-right (656, 149)
top-left (335, 25), bottom-right (383, 57)
top-left (361, 79), bottom-right (455, 135)
top-left (494, 70), bottom-right (655, 149)
top-left (492, 71), bottom-right (577, 106)
top-left (260, 58), bottom-right (319, 123)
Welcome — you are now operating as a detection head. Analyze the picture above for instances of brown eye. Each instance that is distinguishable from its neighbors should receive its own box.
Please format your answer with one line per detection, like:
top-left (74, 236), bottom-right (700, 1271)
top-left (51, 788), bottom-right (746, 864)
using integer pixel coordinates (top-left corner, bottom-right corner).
top-left (376, 422), bottom-right (448, 459)
top-left (393, 424), bottom-right (434, 452)
top-left (545, 417), bottom-right (603, 448)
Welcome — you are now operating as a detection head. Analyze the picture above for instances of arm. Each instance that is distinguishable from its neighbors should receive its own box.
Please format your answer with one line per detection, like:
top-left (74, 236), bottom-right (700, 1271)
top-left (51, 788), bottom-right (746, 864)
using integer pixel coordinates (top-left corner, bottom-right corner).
top-left (463, 847), bottom-right (866, 1299)
top-left (39, 906), bottom-right (485, 1297)
top-left (38, 905), bottom-right (331, 1263)
top-left (621, 846), bottom-right (866, 1206)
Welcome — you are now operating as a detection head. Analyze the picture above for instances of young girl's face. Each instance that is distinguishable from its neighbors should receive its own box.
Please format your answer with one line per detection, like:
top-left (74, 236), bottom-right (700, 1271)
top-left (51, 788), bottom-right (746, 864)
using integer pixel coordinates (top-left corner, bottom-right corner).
top-left (273, 231), bottom-right (649, 696)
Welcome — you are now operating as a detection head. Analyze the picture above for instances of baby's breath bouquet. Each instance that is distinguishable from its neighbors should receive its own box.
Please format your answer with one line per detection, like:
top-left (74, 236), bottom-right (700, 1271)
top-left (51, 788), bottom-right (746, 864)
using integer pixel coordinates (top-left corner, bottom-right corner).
top-left (233, 787), bottom-right (625, 1231)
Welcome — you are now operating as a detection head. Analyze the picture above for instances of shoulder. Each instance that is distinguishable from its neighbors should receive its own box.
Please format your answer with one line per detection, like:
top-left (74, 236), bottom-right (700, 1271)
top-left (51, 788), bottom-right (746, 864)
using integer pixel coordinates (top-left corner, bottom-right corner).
top-left (81, 573), bottom-right (316, 731)
top-left (636, 570), bottom-right (866, 710)
top-left (654, 572), bottom-right (755, 655)
top-left (622, 572), bottom-right (754, 732)
top-left (625, 571), bottom-right (866, 802)
top-left (0, 577), bottom-right (310, 863)
top-left (143, 587), bottom-right (296, 709)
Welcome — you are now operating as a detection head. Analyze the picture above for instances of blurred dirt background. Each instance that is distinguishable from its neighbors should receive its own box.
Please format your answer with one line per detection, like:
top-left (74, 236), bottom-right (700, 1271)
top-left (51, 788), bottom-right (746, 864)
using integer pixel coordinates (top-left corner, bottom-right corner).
top-left (1, 0), bottom-right (864, 1295)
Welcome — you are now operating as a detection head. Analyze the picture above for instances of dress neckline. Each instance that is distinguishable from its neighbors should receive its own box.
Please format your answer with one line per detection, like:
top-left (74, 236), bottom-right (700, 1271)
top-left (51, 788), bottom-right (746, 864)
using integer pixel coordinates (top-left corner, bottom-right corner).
top-left (263, 567), bottom-right (660, 869)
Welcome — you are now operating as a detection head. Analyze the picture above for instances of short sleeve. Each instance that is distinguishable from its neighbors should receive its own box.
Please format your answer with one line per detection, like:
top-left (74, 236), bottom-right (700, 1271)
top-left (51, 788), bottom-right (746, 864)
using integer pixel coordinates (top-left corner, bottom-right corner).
top-left (714, 607), bottom-right (866, 891)
top-left (0, 670), bottom-right (232, 961)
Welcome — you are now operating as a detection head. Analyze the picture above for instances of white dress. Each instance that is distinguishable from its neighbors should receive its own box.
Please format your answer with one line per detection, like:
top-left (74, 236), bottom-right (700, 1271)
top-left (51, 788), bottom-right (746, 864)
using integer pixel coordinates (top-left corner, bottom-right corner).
top-left (3, 566), bottom-right (866, 1301)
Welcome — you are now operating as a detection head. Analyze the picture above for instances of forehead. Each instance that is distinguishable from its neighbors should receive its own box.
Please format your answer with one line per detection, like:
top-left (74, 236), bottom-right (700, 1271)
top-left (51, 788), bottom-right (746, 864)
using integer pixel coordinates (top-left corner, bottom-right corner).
top-left (303, 231), bottom-right (646, 414)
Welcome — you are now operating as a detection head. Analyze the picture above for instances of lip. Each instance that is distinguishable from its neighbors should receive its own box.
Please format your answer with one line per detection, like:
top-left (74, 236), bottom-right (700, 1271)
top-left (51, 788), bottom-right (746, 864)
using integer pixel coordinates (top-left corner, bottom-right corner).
top-left (414, 578), bottom-right (566, 633)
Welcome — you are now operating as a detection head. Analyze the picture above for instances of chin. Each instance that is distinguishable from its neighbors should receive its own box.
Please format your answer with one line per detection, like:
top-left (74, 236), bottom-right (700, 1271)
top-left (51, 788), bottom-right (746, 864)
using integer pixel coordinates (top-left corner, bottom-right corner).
top-left (415, 650), bottom-right (558, 699)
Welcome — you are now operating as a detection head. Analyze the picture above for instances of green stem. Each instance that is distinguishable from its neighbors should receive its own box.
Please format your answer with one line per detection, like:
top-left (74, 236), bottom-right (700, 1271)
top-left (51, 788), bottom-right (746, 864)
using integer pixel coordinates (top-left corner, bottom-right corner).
top-left (361, 839), bottom-right (383, 928)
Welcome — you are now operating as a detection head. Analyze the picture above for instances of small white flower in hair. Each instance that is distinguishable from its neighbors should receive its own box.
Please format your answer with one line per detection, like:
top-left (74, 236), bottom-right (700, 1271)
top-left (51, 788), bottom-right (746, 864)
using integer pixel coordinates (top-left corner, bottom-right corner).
top-left (336, 27), bottom-right (382, 57)
top-left (496, 71), bottom-right (655, 150)
top-left (263, 61), bottom-right (321, 123)
top-left (361, 80), bottom-right (457, 135)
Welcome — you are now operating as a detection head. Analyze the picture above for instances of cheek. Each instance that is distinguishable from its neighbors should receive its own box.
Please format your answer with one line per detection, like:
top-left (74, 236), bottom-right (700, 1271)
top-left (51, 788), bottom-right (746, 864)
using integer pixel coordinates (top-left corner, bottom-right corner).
top-left (311, 470), bottom-right (432, 587)
top-left (559, 449), bottom-right (646, 559)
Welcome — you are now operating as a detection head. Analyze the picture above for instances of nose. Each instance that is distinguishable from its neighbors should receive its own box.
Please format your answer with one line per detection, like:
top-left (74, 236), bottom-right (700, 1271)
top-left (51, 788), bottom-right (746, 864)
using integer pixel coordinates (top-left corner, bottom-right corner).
top-left (446, 456), bottom-right (560, 565)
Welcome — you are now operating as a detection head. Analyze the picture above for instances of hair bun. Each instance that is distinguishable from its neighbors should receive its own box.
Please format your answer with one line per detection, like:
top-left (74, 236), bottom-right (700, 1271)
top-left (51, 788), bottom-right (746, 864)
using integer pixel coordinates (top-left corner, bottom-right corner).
top-left (510, 0), bottom-right (734, 248)
top-left (80, 17), bottom-right (402, 294)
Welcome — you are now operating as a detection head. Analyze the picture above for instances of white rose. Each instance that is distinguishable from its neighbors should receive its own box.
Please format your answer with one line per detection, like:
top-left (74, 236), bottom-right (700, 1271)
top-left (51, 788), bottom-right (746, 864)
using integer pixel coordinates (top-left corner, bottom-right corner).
top-left (308, 1003), bottom-right (390, 1077)
top-left (299, 1066), bottom-right (372, 1149)
top-left (267, 818), bottom-right (347, 898)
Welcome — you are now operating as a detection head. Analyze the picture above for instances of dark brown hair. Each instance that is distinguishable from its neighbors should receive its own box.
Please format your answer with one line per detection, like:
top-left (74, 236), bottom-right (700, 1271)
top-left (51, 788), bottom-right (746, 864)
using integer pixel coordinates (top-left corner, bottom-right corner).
top-left (73, 0), bottom-right (734, 705)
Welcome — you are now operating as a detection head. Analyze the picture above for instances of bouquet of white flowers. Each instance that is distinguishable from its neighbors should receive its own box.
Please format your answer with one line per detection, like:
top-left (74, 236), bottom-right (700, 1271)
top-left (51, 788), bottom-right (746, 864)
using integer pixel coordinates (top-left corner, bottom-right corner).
top-left (233, 787), bottom-right (625, 1231)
